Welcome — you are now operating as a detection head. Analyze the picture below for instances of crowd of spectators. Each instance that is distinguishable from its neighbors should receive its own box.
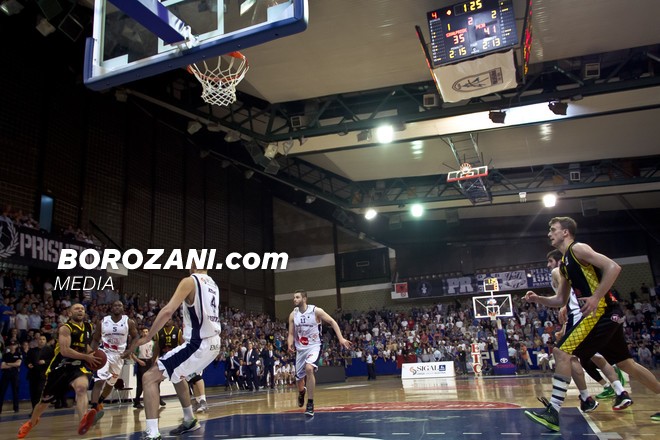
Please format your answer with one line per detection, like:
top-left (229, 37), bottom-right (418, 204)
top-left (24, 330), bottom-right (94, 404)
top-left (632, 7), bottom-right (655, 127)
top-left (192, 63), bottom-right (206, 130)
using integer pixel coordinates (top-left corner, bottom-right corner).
top-left (1, 204), bottom-right (98, 244)
top-left (1, 272), bottom-right (659, 393)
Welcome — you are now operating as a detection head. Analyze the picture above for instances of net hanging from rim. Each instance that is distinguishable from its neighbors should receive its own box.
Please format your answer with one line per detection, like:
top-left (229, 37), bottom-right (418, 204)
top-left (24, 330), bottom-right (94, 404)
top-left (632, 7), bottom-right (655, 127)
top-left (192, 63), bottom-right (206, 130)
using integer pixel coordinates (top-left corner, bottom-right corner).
top-left (188, 51), bottom-right (249, 107)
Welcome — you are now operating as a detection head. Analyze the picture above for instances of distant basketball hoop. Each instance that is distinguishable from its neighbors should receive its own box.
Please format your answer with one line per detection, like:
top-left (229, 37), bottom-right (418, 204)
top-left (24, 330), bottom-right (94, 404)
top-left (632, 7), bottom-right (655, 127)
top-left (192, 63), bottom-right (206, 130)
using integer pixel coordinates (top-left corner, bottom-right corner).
top-left (188, 52), bottom-right (249, 107)
top-left (473, 293), bottom-right (513, 320)
top-left (447, 163), bottom-right (488, 182)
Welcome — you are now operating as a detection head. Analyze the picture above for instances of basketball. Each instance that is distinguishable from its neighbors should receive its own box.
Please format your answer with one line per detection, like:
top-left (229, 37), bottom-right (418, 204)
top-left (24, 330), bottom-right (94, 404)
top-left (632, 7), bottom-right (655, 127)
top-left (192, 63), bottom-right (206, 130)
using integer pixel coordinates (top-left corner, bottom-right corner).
top-left (86, 349), bottom-right (107, 371)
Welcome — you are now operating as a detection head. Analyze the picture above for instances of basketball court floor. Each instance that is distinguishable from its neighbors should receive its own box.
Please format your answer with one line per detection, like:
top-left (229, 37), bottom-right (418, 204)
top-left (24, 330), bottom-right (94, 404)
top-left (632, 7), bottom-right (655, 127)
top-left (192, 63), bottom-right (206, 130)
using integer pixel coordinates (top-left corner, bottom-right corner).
top-left (1, 374), bottom-right (657, 439)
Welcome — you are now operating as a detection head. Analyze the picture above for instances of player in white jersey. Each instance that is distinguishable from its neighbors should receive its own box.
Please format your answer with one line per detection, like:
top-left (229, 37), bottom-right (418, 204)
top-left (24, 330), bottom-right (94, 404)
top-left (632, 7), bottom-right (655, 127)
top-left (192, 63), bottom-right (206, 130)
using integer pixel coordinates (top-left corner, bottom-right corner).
top-left (85, 300), bottom-right (138, 424)
top-left (287, 289), bottom-right (351, 417)
top-left (546, 250), bottom-right (625, 408)
top-left (124, 265), bottom-right (221, 440)
top-left (181, 308), bottom-right (209, 413)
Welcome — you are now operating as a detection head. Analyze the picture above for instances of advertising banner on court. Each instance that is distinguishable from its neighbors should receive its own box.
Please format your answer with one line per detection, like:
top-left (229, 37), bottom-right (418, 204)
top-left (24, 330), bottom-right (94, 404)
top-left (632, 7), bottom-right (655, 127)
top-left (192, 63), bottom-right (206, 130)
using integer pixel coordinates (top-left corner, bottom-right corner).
top-left (401, 361), bottom-right (455, 379)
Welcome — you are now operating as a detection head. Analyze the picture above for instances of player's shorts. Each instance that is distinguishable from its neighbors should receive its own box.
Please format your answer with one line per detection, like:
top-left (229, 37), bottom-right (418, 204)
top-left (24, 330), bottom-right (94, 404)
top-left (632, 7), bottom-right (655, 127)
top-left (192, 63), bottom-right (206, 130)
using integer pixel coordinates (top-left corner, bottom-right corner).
top-left (557, 299), bottom-right (629, 365)
top-left (158, 335), bottom-right (220, 384)
top-left (41, 364), bottom-right (92, 404)
top-left (295, 345), bottom-right (321, 380)
top-left (96, 350), bottom-right (124, 385)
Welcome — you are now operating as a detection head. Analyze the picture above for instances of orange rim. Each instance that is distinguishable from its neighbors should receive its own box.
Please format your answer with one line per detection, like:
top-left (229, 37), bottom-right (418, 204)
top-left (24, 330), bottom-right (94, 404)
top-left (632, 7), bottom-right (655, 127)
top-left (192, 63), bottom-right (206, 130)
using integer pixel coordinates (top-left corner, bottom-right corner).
top-left (187, 51), bottom-right (248, 83)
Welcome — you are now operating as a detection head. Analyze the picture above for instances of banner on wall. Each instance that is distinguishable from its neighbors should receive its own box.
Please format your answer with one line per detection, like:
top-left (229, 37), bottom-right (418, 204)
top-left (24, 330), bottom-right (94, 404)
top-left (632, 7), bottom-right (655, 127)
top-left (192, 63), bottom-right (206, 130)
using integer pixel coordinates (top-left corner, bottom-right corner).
top-left (391, 282), bottom-right (409, 299)
top-left (396, 268), bottom-right (552, 299)
top-left (0, 216), bottom-right (102, 271)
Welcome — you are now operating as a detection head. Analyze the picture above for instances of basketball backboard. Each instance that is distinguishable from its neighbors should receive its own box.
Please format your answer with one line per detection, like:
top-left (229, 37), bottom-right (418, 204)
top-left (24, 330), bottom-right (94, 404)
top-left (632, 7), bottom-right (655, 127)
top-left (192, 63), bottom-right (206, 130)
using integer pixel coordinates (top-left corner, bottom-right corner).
top-left (472, 293), bottom-right (513, 319)
top-left (84, 0), bottom-right (307, 91)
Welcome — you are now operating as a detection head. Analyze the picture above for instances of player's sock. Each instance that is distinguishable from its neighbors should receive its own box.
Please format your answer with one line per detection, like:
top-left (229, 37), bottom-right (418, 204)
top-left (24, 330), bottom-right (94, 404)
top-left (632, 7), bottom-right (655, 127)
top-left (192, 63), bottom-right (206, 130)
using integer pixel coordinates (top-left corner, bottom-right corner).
top-left (612, 380), bottom-right (625, 394)
top-left (549, 374), bottom-right (570, 412)
top-left (146, 419), bottom-right (160, 437)
top-left (579, 389), bottom-right (590, 400)
top-left (182, 406), bottom-right (194, 422)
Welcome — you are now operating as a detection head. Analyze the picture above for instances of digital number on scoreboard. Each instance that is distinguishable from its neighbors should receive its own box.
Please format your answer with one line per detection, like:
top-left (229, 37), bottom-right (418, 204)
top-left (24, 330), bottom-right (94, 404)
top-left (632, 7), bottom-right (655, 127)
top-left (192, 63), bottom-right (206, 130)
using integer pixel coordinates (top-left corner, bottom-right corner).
top-left (427, 0), bottom-right (518, 67)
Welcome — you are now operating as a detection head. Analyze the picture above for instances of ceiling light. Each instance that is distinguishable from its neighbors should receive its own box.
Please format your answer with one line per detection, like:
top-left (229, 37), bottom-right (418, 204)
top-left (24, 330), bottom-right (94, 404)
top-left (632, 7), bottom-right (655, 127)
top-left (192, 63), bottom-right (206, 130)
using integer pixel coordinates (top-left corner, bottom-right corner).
top-left (375, 125), bottom-right (394, 143)
top-left (264, 143), bottom-right (278, 160)
top-left (224, 130), bottom-right (241, 142)
top-left (410, 204), bottom-right (424, 217)
top-left (305, 195), bottom-right (316, 204)
top-left (207, 123), bottom-right (223, 132)
top-left (488, 111), bottom-right (506, 124)
top-left (543, 193), bottom-right (557, 207)
top-left (364, 208), bottom-right (377, 220)
top-left (548, 101), bottom-right (568, 115)
top-left (35, 16), bottom-right (56, 36)
top-left (187, 120), bottom-right (203, 135)
top-left (244, 170), bottom-right (254, 179)
top-left (1, 0), bottom-right (23, 15)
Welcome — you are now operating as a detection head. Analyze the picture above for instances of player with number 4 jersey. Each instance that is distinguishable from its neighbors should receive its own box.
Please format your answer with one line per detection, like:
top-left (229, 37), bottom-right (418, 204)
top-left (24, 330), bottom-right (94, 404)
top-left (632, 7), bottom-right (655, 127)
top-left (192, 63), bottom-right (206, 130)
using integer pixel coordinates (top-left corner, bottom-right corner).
top-left (123, 264), bottom-right (221, 440)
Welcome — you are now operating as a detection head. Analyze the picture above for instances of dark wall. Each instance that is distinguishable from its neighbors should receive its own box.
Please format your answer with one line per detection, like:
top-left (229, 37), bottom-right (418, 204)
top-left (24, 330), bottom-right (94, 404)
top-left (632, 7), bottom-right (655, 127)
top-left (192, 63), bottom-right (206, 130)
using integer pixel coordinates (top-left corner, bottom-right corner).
top-left (0, 15), bottom-right (275, 313)
top-left (393, 210), bottom-right (660, 281)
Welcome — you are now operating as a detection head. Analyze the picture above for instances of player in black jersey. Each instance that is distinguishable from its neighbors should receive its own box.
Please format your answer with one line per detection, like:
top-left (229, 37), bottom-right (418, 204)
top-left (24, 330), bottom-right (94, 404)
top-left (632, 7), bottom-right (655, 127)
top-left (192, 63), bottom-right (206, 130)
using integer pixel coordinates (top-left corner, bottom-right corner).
top-left (18, 303), bottom-right (103, 439)
top-left (524, 216), bottom-right (660, 431)
top-left (153, 319), bottom-right (182, 406)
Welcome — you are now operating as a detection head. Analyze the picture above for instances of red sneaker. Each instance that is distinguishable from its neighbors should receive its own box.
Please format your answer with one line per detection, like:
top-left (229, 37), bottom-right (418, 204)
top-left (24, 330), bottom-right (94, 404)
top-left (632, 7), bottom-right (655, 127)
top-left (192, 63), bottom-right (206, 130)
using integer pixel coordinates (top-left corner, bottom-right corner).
top-left (18, 418), bottom-right (39, 439)
top-left (78, 408), bottom-right (97, 435)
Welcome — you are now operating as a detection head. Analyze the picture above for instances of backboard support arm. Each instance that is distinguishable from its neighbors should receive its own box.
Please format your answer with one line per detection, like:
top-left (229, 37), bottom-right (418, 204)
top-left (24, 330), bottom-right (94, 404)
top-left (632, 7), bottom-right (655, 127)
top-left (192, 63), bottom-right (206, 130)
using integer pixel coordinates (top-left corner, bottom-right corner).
top-left (108, 0), bottom-right (191, 44)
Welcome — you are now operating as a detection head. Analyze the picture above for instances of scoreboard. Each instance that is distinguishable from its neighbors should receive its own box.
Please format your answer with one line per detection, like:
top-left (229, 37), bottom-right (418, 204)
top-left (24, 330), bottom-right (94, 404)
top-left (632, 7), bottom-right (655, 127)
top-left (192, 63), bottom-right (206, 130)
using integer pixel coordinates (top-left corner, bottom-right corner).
top-left (427, 0), bottom-right (518, 67)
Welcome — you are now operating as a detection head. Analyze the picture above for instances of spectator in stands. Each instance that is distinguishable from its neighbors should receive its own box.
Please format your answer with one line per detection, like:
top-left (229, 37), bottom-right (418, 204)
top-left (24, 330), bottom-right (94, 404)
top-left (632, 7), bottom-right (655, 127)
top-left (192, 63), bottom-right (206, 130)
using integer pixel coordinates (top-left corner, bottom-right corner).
top-left (0, 340), bottom-right (22, 413)
top-left (15, 306), bottom-right (29, 342)
top-left (0, 297), bottom-right (12, 337)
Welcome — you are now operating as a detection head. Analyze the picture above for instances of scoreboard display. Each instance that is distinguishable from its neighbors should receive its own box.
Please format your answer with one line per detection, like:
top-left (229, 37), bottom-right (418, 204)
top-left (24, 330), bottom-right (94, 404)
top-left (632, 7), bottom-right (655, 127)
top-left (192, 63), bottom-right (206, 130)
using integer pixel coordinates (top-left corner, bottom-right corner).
top-left (427, 0), bottom-right (518, 67)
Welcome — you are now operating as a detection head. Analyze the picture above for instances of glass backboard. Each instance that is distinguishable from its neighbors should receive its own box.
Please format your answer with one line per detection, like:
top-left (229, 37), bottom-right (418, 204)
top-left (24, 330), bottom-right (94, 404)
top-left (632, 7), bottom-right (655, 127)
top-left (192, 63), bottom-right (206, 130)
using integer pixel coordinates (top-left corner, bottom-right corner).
top-left (84, 0), bottom-right (307, 90)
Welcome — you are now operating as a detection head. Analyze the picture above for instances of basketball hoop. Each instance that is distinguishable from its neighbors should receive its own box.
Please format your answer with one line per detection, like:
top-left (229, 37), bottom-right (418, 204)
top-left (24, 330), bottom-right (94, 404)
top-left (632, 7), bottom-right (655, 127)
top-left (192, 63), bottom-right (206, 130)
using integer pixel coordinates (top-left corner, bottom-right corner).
top-left (188, 52), bottom-right (249, 107)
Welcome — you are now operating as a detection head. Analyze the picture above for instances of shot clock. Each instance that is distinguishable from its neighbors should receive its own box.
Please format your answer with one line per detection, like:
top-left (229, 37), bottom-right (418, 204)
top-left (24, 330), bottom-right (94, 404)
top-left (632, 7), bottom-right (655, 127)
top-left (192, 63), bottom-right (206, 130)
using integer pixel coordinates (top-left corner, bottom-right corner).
top-left (427, 0), bottom-right (518, 67)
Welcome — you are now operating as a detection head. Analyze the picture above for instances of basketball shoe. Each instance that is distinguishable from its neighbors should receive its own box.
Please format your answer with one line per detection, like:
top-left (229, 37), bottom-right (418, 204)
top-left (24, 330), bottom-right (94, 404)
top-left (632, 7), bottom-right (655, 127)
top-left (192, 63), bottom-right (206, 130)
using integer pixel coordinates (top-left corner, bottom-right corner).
top-left (524, 397), bottom-right (559, 432)
top-left (93, 403), bottom-right (105, 425)
top-left (651, 412), bottom-right (660, 421)
top-left (79, 408), bottom-right (97, 434)
top-left (596, 385), bottom-right (615, 399)
top-left (196, 399), bottom-right (208, 413)
top-left (18, 418), bottom-right (39, 439)
top-left (170, 418), bottom-right (201, 435)
top-left (298, 387), bottom-right (306, 407)
top-left (612, 391), bottom-right (633, 410)
top-left (579, 396), bottom-right (599, 412)
top-left (305, 401), bottom-right (314, 417)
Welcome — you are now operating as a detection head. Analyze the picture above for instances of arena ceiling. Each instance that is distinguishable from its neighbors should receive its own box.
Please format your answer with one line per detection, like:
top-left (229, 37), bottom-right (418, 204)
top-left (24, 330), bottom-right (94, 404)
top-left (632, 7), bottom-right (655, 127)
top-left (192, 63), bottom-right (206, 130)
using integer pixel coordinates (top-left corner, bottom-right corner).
top-left (5, 1), bottom-right (660, 239)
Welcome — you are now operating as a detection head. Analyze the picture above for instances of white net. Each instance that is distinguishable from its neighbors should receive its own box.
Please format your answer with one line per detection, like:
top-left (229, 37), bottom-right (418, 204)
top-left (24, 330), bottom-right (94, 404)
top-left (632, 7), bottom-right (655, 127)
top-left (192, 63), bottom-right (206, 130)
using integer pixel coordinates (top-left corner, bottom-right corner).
top-left (188, 52), bottom-right (249, 107)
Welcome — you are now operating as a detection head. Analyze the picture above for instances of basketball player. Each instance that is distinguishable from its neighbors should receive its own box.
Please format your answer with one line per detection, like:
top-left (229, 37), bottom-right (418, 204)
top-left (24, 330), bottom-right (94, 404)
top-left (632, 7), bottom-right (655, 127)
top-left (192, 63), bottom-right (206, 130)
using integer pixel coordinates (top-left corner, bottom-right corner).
top-left (18, 304), bottom-right (103, 438)
top-left (182, 310), bottom-right (208, 413)
top-left (131, 326), bottom-right (155, 408)
top-left (524, 217), bottom-right (660, 431)
top-left (86, 300), bottom-right (138, 424)
top-left (123, 264), bottom-right (221, 440)
top-left (154, 318), bottom-right (182, 406)
top-left (287, 289), bottom-right (351, 417)
top-left (545, 249), bottom-right (623, 413)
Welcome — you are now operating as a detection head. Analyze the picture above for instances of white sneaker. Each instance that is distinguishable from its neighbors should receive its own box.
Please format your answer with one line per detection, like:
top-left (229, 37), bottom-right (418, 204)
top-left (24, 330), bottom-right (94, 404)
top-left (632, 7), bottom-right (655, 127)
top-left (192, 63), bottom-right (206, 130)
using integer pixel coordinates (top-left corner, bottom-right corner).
top-left (196, 399), bottom-right (208, 413)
